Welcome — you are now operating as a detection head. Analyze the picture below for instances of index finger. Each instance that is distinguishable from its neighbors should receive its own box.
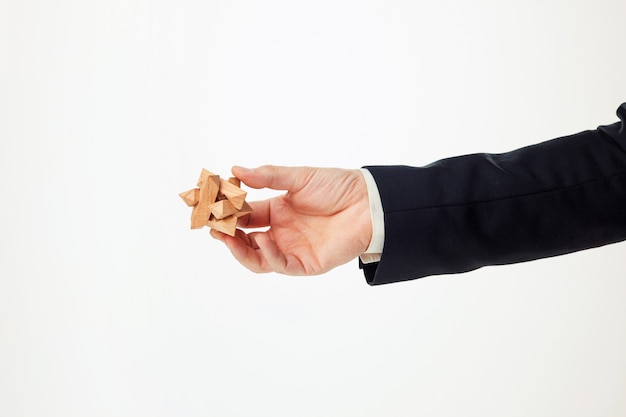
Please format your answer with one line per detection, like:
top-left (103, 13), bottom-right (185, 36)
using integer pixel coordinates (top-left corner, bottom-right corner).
top-left (232, 165), bottom-right (311, 191)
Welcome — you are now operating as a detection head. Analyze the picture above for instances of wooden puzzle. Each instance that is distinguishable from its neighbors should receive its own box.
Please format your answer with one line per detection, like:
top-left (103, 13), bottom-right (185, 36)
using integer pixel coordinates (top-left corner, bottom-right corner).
top-left (179, 169), bottom-right (252, 236)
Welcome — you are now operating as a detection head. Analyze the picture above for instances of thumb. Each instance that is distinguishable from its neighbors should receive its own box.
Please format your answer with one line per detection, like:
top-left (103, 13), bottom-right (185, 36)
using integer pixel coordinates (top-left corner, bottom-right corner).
top-left (232, 165), bottom-right (309, 191)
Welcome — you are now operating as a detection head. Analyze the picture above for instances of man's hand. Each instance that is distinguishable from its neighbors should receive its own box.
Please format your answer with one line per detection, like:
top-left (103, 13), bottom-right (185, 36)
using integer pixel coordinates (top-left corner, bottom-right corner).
top-left (210, 165), bottom-right (373, 275)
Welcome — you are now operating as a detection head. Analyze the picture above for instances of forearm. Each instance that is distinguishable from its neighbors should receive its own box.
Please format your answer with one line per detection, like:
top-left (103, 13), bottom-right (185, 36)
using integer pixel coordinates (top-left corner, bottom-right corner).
top-left (362, 103), bottom-right (626, 285)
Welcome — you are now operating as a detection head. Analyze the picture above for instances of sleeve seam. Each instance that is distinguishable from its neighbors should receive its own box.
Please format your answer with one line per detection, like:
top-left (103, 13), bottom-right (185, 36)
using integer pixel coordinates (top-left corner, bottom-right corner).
top-left (385, 170), bottom-right (626, 214)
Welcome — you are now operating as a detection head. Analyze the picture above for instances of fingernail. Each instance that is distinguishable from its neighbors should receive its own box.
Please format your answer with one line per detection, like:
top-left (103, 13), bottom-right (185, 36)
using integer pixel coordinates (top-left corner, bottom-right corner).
top-left (233, 166), bottom-right (252, 172)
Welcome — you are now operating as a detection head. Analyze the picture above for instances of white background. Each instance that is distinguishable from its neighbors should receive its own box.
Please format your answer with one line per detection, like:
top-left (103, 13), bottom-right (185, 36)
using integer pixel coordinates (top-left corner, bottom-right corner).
top-left (1, 1), bottom-right (626, 416)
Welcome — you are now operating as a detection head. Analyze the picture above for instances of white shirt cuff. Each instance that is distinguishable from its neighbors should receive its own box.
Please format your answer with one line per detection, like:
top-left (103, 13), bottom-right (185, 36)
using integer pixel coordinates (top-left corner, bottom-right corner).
top-left (359, 168), bottom-right (384, 264)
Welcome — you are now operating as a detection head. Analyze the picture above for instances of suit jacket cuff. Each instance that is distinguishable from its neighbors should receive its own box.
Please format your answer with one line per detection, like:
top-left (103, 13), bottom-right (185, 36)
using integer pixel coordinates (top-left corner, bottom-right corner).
top-left (359, 168), bottom-right (384, 263)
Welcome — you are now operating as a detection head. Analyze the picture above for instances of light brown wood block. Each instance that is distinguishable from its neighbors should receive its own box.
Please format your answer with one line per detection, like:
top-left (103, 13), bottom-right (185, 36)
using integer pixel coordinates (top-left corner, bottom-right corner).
top-left (233, 201), bottom-right (253, 218)
top-left (197, 168), bottom-right (217, 187)
top-left (227, 177), bottom-right (241, 187)
top-left (218, 178), bottom-right (247, 210)
top-left (191, 171), bottom-right (219, 229)
top-left (207, 215), bottom-right (237, 236)
top-left (179, 188), bottom-right (199, 207)
top-left (210, 199), bottom-right (238, 220)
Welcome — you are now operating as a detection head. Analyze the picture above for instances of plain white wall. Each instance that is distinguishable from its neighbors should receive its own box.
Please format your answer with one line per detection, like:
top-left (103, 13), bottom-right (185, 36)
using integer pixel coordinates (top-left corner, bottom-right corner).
top-left (1, 1), bottom-right (625, 416)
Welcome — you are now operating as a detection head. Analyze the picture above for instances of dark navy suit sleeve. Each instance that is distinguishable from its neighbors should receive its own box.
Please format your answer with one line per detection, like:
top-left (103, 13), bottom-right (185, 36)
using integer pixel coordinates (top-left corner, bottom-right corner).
top-left (361, 103), bottom-right (626, 285)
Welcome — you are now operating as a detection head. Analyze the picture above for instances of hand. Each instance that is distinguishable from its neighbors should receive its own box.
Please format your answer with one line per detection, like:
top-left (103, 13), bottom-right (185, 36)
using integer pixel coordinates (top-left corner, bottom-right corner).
top-left (210, 165), bottom-right (373, 275)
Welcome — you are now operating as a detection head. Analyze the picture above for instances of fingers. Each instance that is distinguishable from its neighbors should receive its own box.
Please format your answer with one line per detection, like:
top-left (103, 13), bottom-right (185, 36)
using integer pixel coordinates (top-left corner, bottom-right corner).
top-left (211, 229), bottom-right (304, 275)
top-left (210, 229), bottom-right (269, 273)
top-left (252, 233), bottom-right (290, 275)
top-left (232, 165), bottom-right (310, 191)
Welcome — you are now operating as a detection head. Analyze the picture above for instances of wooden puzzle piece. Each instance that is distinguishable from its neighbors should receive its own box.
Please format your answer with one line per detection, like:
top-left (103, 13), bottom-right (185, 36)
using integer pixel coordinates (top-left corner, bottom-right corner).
top-left (191, 170), bottom-right (219, 229)
top-left (180, 168), bottom-right (253, 236)
top-left (217, 178), bottom-right (246, 210)
top-left (210, 200), bottom-right (238, 220)
top-left (207, 214), bottom-right (238, 236)
top-left (178, 188), bottom-right (199, 207)
top-left (233, 201), bottom-right (253, 218)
